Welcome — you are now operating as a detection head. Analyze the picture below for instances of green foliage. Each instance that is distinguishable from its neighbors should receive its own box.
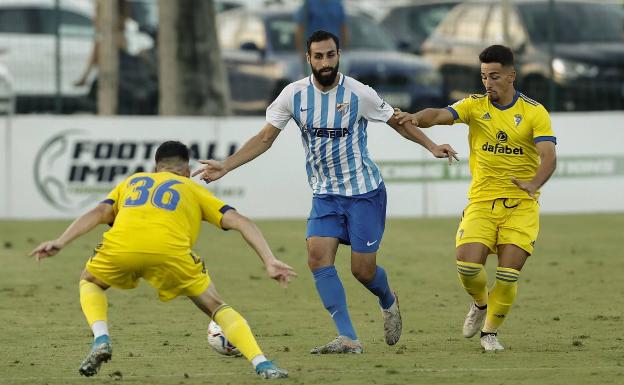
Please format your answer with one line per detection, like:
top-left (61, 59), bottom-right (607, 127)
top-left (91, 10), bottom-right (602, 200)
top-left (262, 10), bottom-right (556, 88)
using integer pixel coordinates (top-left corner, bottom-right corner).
top-left (0, 214), bottom-right (623, 384)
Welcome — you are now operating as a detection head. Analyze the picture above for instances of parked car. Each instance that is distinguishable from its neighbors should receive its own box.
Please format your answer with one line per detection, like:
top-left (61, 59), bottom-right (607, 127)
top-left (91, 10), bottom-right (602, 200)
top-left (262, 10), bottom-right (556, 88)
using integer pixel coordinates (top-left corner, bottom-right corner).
top-left (379, 0), bottom-right (459, 55)
top-left (0, 0), bottom-right (154, 113)
top-left (128, 0), bottom-right (243, 38)
top-left (217, 6), bottom-right (446, 114)
top-left (421, 0), bottom-right (624, 111)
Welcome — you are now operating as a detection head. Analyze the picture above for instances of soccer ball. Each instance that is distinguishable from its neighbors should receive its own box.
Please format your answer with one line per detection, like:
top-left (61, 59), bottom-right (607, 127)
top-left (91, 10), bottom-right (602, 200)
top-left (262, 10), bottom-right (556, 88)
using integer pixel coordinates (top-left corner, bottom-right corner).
top-left (207, 320), bottom-right (241, 356)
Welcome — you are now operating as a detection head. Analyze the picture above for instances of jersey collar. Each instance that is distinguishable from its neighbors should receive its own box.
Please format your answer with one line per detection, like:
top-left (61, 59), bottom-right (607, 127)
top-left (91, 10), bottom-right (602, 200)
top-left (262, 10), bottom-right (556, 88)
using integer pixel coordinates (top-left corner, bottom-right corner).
top-left (491, 91), bottom-right (519, 111)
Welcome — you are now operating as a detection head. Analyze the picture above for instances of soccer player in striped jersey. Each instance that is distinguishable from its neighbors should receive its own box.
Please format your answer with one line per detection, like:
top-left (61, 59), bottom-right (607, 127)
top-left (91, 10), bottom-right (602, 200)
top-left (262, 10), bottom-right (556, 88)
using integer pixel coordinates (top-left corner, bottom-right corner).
top-left (394, 45), bottom-right (557, 351)
top-left (193, 30), bottom-right (458, 354)
top-left (31, 141), bottom-right (296, 379)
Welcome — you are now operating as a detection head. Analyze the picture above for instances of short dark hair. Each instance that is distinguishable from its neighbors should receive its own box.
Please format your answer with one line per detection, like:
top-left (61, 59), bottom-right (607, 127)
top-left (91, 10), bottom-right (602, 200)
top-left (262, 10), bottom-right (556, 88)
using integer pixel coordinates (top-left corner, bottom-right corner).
top-left (479, 45), bottom-right (514, 67)
top-left (155, 141), bottom-right (190, 163)
top-left (307, 30), bottom-right (340, 53)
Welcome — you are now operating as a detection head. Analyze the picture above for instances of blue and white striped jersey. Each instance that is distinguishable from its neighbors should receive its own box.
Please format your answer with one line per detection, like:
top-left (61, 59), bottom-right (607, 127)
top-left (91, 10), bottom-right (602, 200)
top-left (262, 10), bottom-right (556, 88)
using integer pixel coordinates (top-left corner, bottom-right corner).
top-left (266, 73), bottom-right (394, 196)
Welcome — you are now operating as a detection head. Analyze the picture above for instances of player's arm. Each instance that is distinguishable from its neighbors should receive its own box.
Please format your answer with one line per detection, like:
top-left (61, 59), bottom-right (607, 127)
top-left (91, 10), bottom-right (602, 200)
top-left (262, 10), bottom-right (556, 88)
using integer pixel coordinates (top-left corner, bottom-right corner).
top-left (30, 203), bottom-right (115, 261)
top-left (393, 107), bottom-right (455, 128)
top-left (386, 116), bottom-right (459, 164)
top-left (220, 209), bottom-right (297, 287)
top-left (511, 141), bottom-right (557, 198)
top-left (192, 123), bottom-right (281, 183)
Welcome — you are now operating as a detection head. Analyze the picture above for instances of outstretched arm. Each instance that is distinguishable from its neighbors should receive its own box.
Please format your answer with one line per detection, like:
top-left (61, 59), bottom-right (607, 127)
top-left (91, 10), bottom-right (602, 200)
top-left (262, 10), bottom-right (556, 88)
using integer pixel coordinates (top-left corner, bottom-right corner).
top-left (30, 203), bottom-right (115, 261)
top-left (386, 116), bottom-right (459, 164)
top-left (511, 141), bottom-right (557, 198)
top-left (393, 107), bottom-right (455, 128)
top-left (220, 209), bottom-right (297, 287)
top-left (192, 123), bottom-right (281, 183)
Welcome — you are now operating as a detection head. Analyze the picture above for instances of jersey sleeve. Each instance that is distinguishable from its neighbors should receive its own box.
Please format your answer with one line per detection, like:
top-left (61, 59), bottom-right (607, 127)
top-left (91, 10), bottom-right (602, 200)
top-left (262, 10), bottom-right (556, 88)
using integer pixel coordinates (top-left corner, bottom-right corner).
top-left (446, 96), bottom-right (475, 125)
top-left (358, 84), bottom-right (394, 123)
top-left (101, 178), bottom-right (126, 215)
top-left (532, 104), bottom-right (557, 144)
top-left (266, 83), bottom-right (294, 130)
top-left (193, 185), bottom-right (234, 229)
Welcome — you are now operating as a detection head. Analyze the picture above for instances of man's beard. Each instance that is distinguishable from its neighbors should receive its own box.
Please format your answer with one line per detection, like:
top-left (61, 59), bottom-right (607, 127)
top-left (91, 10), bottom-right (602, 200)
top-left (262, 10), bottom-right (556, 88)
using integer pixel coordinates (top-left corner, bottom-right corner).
top-left (311, 62), bottom-right (339, 87)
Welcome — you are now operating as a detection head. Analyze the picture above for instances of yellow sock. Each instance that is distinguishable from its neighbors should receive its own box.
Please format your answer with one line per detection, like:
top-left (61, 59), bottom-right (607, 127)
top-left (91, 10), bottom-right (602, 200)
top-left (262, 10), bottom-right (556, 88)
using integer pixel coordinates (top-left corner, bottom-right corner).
top-left (482, 267), bottom-right (520, 333)
top-left (456, 261), bottom-right (488, 307)
top-left (213, 305), bottom-right (263, 362)
top-left (79, 279), bottom-right (108, 325)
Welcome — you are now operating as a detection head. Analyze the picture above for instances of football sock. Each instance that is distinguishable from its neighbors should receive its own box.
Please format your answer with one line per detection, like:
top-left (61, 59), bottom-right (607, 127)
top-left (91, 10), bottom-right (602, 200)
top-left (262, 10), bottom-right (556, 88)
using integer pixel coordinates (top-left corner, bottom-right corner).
top-left (456, 261), bottom-right (488, 307)
top-left (312, 266), bottom-right (358, 340)
top-left (363, 266), bottom-right (395, 309)
top-left (251, 355), bottom-right (268, 368)
top-left (482, 267), bottom-right (520, 333)
top-left (93, 334), bottom-right (110, 345)
top-left (79, 279), bottom-right (109, 333)
top-left (213, 305), bottom-right (263, 361)
top-left (91, 321), bottom-right (109, 339)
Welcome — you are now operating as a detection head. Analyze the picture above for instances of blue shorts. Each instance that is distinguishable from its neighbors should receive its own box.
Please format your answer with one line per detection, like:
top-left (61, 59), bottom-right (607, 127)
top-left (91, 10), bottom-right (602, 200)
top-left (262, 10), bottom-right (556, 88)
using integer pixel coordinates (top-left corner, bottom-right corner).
top-left (306, 183), bottom-right (387, 253)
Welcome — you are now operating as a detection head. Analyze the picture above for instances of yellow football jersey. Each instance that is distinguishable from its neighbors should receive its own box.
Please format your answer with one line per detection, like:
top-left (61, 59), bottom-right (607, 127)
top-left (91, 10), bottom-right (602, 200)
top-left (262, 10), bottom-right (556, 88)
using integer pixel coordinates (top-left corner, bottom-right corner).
top-left (447, 91), bottom-right (556, 202)
top-left (99, 171), bottom-right (231, 255)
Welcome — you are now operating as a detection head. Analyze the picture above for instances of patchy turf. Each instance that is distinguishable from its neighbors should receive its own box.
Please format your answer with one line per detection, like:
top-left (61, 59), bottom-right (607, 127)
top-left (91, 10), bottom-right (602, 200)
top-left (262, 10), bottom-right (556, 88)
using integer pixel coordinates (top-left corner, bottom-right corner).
top-left (1, 213), bottom-right (623, 384)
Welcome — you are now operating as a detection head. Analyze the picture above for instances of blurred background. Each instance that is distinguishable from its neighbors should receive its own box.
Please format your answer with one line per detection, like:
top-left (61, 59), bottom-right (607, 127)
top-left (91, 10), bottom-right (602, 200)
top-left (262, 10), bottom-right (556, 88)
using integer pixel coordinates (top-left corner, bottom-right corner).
top-left (0, 0), bottom-right (622, 116)
top-left (1, 0), bottom-right (623, 221)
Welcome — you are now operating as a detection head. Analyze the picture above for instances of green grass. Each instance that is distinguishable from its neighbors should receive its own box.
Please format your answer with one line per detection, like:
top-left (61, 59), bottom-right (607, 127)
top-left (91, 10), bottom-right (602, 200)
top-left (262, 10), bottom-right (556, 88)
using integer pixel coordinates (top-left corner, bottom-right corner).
top-left (0, 214), bottom-right (623, 385)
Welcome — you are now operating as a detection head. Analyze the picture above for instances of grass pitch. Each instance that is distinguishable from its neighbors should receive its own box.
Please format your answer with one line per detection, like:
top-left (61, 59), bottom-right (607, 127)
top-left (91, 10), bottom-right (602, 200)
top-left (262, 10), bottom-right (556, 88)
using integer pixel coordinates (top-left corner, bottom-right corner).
top-left (0, 213), bottom-right (623, 385)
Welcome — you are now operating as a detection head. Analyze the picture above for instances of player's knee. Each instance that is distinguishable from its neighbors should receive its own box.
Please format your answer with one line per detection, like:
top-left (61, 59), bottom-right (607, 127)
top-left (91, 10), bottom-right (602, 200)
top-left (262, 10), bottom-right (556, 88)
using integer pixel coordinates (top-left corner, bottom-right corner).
top-left (351, 266), bottom-right (375, 284)
top-left (307, 252), bottom-right (331, 271)
top-left (79, 269), bottom-right (109, 289)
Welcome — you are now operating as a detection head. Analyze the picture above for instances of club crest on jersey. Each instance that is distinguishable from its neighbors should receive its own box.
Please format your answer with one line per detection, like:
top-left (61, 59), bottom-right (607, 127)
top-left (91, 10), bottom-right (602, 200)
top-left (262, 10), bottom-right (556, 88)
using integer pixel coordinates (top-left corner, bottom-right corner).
top-left (336, 102), bottom-right (350, 115)
top-left (514, 114), bottom-right (522, 127)
top-left (481, 112), bottom-right (491, 120)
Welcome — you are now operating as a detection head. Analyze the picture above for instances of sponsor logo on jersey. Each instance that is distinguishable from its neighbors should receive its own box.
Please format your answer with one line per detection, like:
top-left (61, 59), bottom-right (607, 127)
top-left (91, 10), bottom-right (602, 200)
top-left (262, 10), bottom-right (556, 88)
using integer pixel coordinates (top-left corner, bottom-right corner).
top-left (310, 127), bottom-right (351, 138)
top-left (482, 142), bottom-right (524, 155)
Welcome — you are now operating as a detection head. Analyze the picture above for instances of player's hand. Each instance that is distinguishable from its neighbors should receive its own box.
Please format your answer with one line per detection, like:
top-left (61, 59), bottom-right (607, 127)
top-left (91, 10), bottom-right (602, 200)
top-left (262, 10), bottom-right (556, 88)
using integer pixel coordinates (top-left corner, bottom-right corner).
top-left (265, 259), bottom-right (298, 288)
top-left (431, 144), bottom-right (460, 165)
top-left (30, 240), bottom-right (64, 261)
top-left (511, 177), bottom-right (538, 198)
top-left (393, 108), bottom-right (418, 126)
top-left (191, 159), bottom-right (228, 183)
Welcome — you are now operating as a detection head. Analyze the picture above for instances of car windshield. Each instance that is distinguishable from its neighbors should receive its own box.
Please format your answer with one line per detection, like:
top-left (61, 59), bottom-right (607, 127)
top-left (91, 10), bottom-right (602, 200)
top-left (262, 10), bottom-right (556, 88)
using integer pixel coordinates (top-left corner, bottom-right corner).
top-left (408, 4), bottom-right (457, 37)
top-left (267, 14), bottom-right (395, 52)
top-left (518, 2), bottom-right (624, 43)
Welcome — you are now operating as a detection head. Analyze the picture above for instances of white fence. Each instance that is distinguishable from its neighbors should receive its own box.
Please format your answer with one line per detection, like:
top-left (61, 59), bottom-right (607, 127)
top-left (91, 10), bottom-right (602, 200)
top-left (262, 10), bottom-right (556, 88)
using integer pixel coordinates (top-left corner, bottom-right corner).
top-left (1, 112), bottom-right (623, 219)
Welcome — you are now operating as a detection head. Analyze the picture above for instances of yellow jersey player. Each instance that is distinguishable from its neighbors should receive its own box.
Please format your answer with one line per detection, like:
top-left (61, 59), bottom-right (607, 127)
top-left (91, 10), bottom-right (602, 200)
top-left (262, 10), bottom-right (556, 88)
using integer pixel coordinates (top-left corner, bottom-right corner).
top-left (31, 141), bottom-right (297, 378)
top-left (394, 45), bottom-right (557, 351)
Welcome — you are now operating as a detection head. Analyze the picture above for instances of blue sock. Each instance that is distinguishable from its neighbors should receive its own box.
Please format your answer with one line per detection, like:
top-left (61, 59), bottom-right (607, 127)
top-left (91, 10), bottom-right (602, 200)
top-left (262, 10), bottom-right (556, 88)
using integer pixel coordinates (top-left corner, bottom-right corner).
top-left (364, 266), bottom-right (395, 309)
top-left (312, 266), bottom-right (357, 340)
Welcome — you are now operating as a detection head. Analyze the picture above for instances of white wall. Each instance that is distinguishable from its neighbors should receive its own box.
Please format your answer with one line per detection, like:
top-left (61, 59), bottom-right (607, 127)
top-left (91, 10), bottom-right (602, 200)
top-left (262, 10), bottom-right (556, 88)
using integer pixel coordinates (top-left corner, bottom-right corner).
top-left (0, 117), bottom-right (8, 217)
top-left (1, 112), bottom-right (623, 219)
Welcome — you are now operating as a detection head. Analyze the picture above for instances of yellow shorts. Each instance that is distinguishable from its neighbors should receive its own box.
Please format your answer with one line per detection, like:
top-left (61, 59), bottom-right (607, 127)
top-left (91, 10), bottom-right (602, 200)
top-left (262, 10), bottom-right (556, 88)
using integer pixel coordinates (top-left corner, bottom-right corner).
top-left (85, 249), bottom-right (210, 302)
top-left (455, 198), bottom-right (539, 255)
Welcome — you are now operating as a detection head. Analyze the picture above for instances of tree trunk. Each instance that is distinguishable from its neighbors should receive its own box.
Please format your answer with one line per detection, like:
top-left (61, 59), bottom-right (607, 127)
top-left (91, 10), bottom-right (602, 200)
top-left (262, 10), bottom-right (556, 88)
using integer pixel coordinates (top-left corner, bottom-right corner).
top-left (97, 0), bottom-right (119, 115)
top-left (159, 0), bottom-right (231, 116)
